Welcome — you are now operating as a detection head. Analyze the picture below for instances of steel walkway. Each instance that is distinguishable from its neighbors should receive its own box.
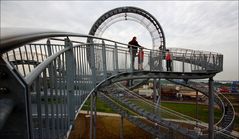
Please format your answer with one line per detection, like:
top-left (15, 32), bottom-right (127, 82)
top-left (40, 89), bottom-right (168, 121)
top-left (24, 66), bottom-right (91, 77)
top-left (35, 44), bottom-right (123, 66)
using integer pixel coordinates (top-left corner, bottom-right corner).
top-left (0, 28), bottom-right (236, 139)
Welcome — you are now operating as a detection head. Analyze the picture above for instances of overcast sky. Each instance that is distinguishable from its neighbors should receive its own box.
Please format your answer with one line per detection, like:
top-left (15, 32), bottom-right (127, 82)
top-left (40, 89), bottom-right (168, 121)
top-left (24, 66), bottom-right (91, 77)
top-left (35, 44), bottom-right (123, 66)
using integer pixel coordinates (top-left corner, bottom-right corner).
top-left (1, 1), bottom-right (238, 81)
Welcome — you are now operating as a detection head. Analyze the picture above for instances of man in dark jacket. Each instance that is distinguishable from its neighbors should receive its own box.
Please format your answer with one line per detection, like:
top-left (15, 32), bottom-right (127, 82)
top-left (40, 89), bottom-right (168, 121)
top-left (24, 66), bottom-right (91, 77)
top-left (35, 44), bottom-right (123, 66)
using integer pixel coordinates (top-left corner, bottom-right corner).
top-left (128, 36), bottom-right (142, 70)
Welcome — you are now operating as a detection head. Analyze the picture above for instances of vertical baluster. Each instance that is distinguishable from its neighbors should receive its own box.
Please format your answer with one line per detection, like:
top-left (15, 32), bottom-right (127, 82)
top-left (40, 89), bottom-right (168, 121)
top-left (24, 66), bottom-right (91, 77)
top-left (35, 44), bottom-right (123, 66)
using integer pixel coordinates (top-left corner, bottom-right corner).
top-left (24, 45), bottom-right (31, 73)
top-left (149, 50), bottom-right (153, 71)
top-left (29, 44), bottom-right (35, 68)
top-left (35, 76), bottom-right (43, 139)
top-left (58, 53), bottom-right (64, 135)
top-left (208, 77), bottom-right (214, 139)
top-left (182, 53), bottom-right (185, 73)
top-left (46, 39), bottom-right (56, 138)
top-left (125, 50), bottom-right (127, 72)
top-left (53, 59), bottom-right (60, 138)
top-left (62, 52), bottom-right (67, 132)
top-left (43, 69), bottom-right (50, 139)
top-left (102, 41), bottom-right (107, 79)
top-left (34, 44), bottom-right (39, 64)
top-left (114, 43), bottom-right (119, 74)
top-left (6, 52), bottom-right (10, 61)
top-left (18, 47), bottom-right (26, 76)
top-left (43, 44), bottom-right (48, 60)
top-left (12, 49), bottom-right (18, 70)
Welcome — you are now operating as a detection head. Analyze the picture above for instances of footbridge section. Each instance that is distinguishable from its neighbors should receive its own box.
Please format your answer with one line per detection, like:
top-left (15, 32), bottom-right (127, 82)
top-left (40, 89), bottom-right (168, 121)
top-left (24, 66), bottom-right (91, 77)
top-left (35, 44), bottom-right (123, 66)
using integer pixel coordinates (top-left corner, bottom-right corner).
top-left (0, 28), bottom-right (235, 139)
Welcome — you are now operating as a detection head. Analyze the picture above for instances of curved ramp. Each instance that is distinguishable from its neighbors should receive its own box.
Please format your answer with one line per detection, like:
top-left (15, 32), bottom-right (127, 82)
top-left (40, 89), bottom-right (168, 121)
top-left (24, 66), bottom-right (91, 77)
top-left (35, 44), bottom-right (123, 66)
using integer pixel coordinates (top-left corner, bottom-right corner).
top-left (167, 80), bottom-right (236, 136)
top-left (98, 92), bottom-right (167, 139)
top-left (98, 83), bottom-right (202, 139)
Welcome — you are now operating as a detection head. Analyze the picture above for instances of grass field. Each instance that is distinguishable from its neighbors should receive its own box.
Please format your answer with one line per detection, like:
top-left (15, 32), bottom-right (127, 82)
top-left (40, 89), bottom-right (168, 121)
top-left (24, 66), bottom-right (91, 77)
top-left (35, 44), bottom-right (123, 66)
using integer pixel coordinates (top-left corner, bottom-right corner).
top-left (83, 98), bottom-right (221, 122)
top-left (82, 97), bottom-right (239, 131)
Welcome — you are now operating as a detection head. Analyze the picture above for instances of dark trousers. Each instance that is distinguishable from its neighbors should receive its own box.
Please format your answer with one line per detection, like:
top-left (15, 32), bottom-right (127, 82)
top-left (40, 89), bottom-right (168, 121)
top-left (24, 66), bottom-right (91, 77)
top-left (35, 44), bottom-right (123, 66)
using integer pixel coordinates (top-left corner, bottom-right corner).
top-left (166, 60), bottom-right (172, 71)
top-left (131, 51), bottom-right (137, 70)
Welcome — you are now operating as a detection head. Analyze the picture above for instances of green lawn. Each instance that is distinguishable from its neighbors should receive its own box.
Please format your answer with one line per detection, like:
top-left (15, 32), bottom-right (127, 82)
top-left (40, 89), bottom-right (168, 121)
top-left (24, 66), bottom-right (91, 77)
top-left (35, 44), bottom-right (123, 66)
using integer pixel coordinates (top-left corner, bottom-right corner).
top-left (82, 98), bottom-right (115, 113)
top-left (81, 97), bottom-right (239, 131)
top-left (161, 102), bottom-right (222, 123)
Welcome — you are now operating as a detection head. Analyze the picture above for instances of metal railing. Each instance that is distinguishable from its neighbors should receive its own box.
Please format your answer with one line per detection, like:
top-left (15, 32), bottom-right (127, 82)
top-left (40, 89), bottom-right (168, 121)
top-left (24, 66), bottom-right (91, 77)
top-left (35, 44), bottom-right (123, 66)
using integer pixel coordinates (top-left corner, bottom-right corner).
top-left (0, 29), bottom-right (225, 139)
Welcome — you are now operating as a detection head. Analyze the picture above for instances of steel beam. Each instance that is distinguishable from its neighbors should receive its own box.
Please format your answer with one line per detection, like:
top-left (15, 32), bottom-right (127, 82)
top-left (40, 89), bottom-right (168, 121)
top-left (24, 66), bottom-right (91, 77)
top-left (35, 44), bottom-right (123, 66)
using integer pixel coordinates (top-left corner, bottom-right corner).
top-left (208, 77), bottom-right (214, 139)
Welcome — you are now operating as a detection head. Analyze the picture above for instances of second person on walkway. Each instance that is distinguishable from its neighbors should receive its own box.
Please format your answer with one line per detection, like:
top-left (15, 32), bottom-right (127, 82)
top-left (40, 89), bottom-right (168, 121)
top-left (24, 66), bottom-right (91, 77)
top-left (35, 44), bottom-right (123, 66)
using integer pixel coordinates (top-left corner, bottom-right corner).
top-left (166, 49), bottom-right (172, 71)
top-left (128, 36), bottom-right (142, 70)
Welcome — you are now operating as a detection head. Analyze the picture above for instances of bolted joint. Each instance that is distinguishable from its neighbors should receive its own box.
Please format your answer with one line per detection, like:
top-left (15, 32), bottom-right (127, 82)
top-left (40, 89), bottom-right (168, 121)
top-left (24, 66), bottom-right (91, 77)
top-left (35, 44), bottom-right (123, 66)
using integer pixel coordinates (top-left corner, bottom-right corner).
top-left (0, 87), bottom-right (9, 94)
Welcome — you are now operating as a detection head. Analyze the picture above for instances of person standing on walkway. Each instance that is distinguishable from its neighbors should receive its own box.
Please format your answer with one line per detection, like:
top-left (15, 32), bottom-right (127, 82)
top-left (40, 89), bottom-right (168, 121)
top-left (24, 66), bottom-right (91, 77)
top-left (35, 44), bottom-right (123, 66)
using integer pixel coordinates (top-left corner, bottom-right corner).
top-left (128, 36), bottom-right (142, 70)
top-left (138, 47), bottom-right (144, 70)
top-left (165, 49), bottom-right (172, 71)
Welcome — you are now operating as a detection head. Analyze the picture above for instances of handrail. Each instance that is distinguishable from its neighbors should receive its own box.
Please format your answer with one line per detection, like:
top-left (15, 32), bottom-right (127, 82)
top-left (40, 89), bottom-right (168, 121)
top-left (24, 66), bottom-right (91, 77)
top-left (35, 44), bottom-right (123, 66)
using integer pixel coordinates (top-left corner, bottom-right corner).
top-left (115, 83), bottom-right (208, 126)
top-left (25, 47), bottom-right (70, 85)
top-left (0, 28), bottom-right (149, 53)
top-left (217, 92), bottom-right (236, 131)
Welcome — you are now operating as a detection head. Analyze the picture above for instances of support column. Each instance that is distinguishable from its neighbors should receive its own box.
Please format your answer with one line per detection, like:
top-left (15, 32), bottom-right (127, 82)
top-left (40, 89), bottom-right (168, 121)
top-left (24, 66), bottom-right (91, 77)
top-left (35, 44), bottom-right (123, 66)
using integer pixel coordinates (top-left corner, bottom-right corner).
top-left (196, 91), bottom-right (198, 127)
top-left (153, 78), bottom-right (157, 103)
top-left (208, 77), bottom-right (214, 139)
top-left (90, 94), bottom-right (93, 139)
top-left (65, 37), bottom-right (75, 125)
top-left (90, 91), bottom-right (97, 139)
top-left (93, 92), bottom-right (97, 139)
top-left (156, 78), bottom-right (161, 107)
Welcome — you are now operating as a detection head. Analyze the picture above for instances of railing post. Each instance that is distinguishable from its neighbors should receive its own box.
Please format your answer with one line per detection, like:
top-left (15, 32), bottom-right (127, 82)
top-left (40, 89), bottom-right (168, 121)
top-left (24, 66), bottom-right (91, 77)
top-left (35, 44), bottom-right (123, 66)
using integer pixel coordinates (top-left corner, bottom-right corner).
top-left (102, 41), bottom-right (107, 79)
top-left (47, 39), bottom-right (52, 56)
top-left (90, 41), bottom-right (96, 87)
top-left (208, 77), bottom-right (214, 139)
top-left (212, 55), bottom-right (215, 68)
top-left (203, 54), bottom-right (207, 71)
top-left (114, 43), bottom-right (119, 74)
top-left (220, 55), bottom-right (223, 71)
top-left (129, 46), bottom-right (133, 72)
top-left (149, 50), bottom-right (153, 71)
top-left (0, 57), bottom-right (32, 139)
top-left (47, 39), bottom-right (57, 138)
top-left (190, 51), bottom-right (193, 72)
top-left (182, 54), bottom-right (185, 73)
top-left (159, 50), bottom-right (163, 71)
top-left (171, 52), bottom-right (174, 72)
top-left (64, 37), bottom-right (75, 125)
top-left (206, 52), bottom-right (211, 71)
top-left (125, 51), bottom-right (127, 72)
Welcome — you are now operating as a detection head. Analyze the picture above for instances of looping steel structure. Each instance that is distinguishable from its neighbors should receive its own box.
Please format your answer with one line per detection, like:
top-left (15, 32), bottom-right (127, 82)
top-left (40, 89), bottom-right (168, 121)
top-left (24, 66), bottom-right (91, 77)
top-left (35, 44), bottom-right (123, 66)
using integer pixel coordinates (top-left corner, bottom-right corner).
top-left (88, 6), bottom-right (166, 50)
